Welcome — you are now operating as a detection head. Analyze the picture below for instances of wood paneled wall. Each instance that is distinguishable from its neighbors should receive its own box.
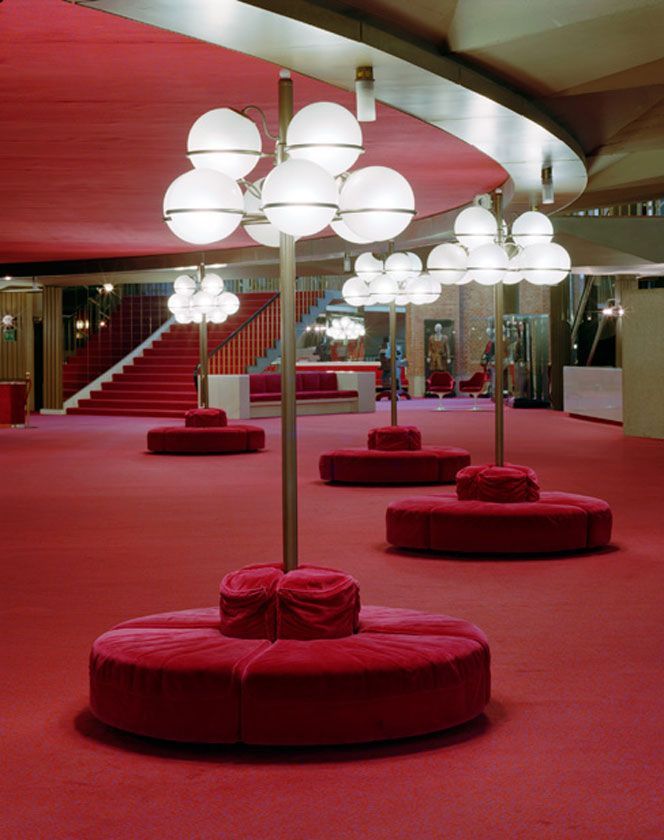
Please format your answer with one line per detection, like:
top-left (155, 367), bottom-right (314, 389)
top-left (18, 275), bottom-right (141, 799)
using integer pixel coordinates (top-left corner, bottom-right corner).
top-left (0, 292), bottom-right (35, 409)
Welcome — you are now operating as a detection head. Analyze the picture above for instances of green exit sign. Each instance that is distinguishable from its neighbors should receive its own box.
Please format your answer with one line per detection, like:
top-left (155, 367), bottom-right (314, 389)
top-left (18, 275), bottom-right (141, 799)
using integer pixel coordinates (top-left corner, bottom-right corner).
top-left (3, 329), bottom-right (16, 342)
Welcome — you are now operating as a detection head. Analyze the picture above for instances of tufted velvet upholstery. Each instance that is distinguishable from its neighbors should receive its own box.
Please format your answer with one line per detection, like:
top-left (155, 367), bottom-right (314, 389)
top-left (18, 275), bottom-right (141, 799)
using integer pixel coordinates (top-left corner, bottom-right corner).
top-left (367, 425), bottom-right (423, 451)
top-left (147, 425), bottom-right (265, 454)
top-left (457, 463), bottom-right (540, 503)
top-left (184, 408), bottom-right (228, 428)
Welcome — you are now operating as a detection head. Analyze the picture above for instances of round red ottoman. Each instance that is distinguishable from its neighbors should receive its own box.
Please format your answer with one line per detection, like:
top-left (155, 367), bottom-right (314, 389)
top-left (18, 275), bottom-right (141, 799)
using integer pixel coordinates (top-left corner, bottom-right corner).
top-left (147, 425), bottom-right (265, 454)
top-left (89, 565), bottom-right (490, 745)
top-left (320, 425), bottom-right (470, 485)
top-left (386, 464), bottom-right (612, 554)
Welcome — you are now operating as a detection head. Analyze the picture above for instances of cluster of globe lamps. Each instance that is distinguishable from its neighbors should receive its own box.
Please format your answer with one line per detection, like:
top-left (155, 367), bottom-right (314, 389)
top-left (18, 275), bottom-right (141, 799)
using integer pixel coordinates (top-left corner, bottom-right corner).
top-left (168, 271), bottom-right (240, 324)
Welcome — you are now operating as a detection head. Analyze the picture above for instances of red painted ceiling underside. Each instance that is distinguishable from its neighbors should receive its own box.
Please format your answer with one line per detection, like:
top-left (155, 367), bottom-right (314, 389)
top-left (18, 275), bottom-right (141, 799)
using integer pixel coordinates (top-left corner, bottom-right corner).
top-left (0, 0), bottom-right (507, 264)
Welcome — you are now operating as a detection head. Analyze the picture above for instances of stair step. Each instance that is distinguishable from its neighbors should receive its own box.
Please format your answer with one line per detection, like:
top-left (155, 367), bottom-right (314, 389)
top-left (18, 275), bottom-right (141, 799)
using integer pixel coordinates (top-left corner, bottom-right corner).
top-left (67, 407), bottom-right (186, 418)
top-left (77, 397), bottom-right (196, 410)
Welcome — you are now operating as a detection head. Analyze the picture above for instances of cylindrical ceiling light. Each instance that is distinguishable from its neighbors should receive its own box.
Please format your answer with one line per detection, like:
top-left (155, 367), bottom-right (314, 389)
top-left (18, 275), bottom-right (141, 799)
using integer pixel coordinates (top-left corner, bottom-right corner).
top-left (286, 102), bottom-right (363, 176)
top-left (261, 158), bottom-right (339, 237)
top-left (187, 108), bottom-right (262, 179)
top-left (355, 66), bottom-right (376, 122)
top-left (339, 166), bottom-right (415, 242)
top-left (163, 169), bottom-right (244, 244)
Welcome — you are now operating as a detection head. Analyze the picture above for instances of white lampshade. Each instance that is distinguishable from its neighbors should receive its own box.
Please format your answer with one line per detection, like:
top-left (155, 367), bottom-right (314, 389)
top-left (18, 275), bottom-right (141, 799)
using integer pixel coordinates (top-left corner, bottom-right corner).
top-left (261, 159), bottom-right (338, 237)
top-left (465, 243), bottom-right (509, 285)
top-left (173, 275), bottom-right (196, 297)
top-left (456, 273), bottom-right (473, 285)
top-left (175, 311), bottom-right (193, 324)
top-left (167, 293), bottom-right (191, 313)
top-left (385, 251), bottom-right (421, 282)
top-left (427, 243), bottom-right (468, 285)
top-left (201, 273), bottom-right (224, 296)
top-left (405, 273), bottom-right (440, 305)
top-left (342, 276), bottom-right (371, 306)
top-left (286, 102), bottom-right (363, 176)
top-left (217, 291), bottom-right (240, 315)
top-left (354, 251), bottom-right (384, 276)
top-left (330, 218), bottom-right (372, 244)
top-left (208, 307), bottom-right (228, 324)
top-left (368, 273), bottom-right (398, 303)
top-left (163, 169), bottom-right (244, 245)
top-left (187, 108), bottom-right (261, 179)
top-left (190, 290), bottom-right (214, 316)
top-left (503, 254), bottom-right (525, 285)
top-left (454, 206), bottom-right (498, 251)
top-left (243, 179), bottom-right (282, 248)
top-left (339, 166), bottom-right (415, 241)
top-left (520, 242), bottom-right (571, 285)
top-left (511, 210), bottom-right (554, 248)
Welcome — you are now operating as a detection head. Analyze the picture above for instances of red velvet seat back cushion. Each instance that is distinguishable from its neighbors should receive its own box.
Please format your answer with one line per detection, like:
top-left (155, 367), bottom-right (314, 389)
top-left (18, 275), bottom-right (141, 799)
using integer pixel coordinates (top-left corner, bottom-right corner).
top-left (367, 425), bottom-right (422, 451)
top-left (319, 372), bottom-right (339, 392)
top-left (457, 464), bottom-right (540, 502)
top-left (219, 564), bottom-right (283, 641)
top-left (276, 566), bottom-right (360, 640)
top-left (265, 374), bottom-right (282, 394)
top-left (429, 372), bottom-right (454, 389)
top-left (300, 373), bottom-right (320, 391)
top-left (184, 408), bottom-right (228, 428)
top-left (249, 374), bottom-right (266, 394)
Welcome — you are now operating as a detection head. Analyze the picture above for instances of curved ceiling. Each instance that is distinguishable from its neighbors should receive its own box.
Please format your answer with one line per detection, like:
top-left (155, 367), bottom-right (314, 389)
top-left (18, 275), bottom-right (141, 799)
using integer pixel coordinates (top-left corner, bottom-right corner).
top-left (0, 0), bottom-right (506, 268)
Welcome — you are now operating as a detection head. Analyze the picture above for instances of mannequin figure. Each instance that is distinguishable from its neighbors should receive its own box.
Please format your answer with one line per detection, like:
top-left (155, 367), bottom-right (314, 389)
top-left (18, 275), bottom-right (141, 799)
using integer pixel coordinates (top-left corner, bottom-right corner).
top-left (427, 323), bottom-right (450, 372)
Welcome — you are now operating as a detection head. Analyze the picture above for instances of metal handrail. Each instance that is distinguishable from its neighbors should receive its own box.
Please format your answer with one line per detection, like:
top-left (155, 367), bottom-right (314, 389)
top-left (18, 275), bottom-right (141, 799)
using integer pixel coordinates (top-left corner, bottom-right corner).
top-left (194, 292), bottom-right (280, 380)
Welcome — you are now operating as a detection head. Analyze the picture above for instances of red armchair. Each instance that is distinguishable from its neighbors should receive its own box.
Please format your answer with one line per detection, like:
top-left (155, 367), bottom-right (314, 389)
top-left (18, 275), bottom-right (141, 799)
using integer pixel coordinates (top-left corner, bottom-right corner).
top-left (458, 371), bottom-right (488, 409)
top-left (427, 371), bottom-right (455, 410)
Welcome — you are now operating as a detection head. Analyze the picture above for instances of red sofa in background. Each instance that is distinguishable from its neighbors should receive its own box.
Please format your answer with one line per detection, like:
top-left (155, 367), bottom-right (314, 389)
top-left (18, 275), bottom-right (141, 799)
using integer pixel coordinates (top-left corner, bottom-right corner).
top-left (147, 408), bottom-right (265, 454)
top-left (249, 372), bottom-right (358, 403)
top-left (386, 463), bottom-right (612, 554)
top-left (89, 563), bottom-right (491, 745)
top-left (319, 425), bottom-right (471, 485)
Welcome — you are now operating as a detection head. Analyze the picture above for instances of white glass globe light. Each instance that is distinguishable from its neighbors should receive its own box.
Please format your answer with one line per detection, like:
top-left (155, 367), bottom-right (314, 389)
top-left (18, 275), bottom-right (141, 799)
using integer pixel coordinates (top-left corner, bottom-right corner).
top-left (167, 293), bottom-right (191, 313)
top-left (187, 108), bottom-right (262, 179)
top-left (354, 251), bottom-right (384, 277)
top-left (286, 102), bottom-right (363, 176)
top-left (385, 251), bottom-right (421, 282)
top-left (243, 179), bottom-right (282, 248)
top-left (342, 276), bottom-right (371, 307)
top-left (405, 273), bottom-right (440, 305)
top-left (456, 273), bottom-right (473, 286)
top-left (503, 254), bottom-right (525, 285)
top-left (465, 243), bottom-right (509, 285)
top-left (217, 291), bottom-right (240, 315)
top-left (163, 168), bottom-right (244, 245)
top-left (340, 166), bottom-right (415, 241)
top-left (173, 275), bottom-right (196, 297)
top-left (330, 218), bottom-right (373, 244)
top-left (201, 273), bottom-right (224, 296)
top-left (175, 311), bottom-right (193, 325)
top-left (368, 273), bottom-right (398, 304)
top-left (520, 242), bottom-right (571, 285)
top-left (190, 290), bottom-right (214, 317)
top-left (208, 307), bottom-right (228, 325)
top-left (454, 206), bottom-right (498, 251)
top-left (511, 210), bottom-right (554, 248)
top-left (261, 159), bottom-right (338, 237)
top-left (427, 243), bottom-right (468, 285)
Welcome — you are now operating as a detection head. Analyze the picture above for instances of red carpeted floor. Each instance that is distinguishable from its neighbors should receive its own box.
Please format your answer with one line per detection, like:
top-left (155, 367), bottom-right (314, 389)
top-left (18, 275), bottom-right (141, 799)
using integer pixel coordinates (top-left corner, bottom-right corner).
top-left (2, 403), bottom-right (663, 839)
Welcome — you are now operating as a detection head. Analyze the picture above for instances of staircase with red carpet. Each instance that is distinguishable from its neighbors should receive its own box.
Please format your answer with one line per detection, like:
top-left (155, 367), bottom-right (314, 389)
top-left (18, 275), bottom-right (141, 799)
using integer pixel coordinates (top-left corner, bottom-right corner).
top-left (63, 295), bottom-right (170, 399)
top-left (67, 291), bottom-right (327, 418)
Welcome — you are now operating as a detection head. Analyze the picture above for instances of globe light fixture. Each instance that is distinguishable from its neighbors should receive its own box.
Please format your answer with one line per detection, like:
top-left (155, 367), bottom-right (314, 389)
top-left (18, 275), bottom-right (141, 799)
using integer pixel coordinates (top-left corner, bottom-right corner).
top-left (405, 272), bottom-right (440, 305)
top-left (286, 102), bottom-right (363, 176)
top-left (187, 108), bottom-right (262, 179)
top-left (339, 166), bottom-right (415, 241)
top-left (453, 205), bottom-right (498, 251)
top-left (243, 179), bottom-right (282, 248)
top-left (200, 272), bottom-right (224, 296)
top-left (173, 274), bottom-right (197, 296)
top-left (465, 243), bottom-right (509, 286)
top-left (426, 243), bottom-right (468, 285)
top-left (330, 217), bottom-right (373, 244)
top-left (163, 168), bottom-right (244, 244)
top-left (326, 315), bottom-right (365, 341)
top-left (511, 210), bottom-right (554, 247)
top-left (503, 254), bottom-right (525, 285)
top-left (341, 275), bottom-right (371, 306)
top-left (519, 242), bottom-right (571, 286)
top-left (261, 158), bottom-right (339, 237)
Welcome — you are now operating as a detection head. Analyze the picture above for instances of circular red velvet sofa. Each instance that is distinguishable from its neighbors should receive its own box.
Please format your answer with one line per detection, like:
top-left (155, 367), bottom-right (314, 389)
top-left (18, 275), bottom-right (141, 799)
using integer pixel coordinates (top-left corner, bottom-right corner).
top-left (147, 408), bottom-right (265, 454)
top-left (89, 564), bottom-right (490, 745)
top-left (386, 464), bottom-right (612, 554)
top-left (320, 425), bottom-right (471, 485)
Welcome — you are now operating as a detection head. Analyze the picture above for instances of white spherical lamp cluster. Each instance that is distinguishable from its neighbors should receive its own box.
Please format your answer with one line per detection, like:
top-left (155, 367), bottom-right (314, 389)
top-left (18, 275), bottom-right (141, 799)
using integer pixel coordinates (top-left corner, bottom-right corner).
top-left (167, 273), bottom-right (240, 325)
top-left (326, 316), bottom-right (365, 342)
top-left (342, 250), bottom-right (440, 308)
top-left (165, 99), bottom-right (416, 248)
top-left (423, 206), bottom-right (571, 287)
